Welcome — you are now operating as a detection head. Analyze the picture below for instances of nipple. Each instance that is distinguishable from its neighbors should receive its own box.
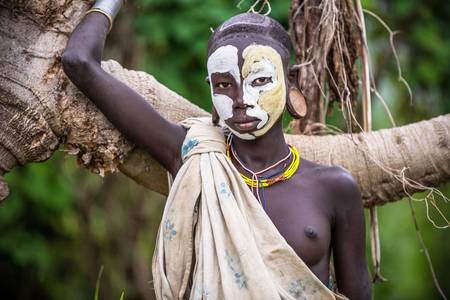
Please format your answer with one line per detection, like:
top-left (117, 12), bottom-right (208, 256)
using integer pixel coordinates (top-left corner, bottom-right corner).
top-left (304, 226), bottom-right (317, 239)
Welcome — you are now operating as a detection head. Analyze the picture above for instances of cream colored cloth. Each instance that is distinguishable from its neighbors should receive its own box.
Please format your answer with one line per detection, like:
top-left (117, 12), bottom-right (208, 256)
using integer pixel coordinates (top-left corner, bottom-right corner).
top-left (152, 118), bottom-right (347, 300)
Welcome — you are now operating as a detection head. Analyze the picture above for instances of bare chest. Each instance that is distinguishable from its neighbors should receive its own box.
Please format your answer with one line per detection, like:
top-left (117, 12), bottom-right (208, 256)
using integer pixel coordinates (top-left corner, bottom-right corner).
top-left (250, 178), bottom-right (333, 268)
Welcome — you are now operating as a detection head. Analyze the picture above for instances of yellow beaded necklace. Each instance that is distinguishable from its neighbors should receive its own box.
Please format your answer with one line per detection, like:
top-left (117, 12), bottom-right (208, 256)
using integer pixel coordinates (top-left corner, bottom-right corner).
top-left (226, 141), bottom-right (300, 188)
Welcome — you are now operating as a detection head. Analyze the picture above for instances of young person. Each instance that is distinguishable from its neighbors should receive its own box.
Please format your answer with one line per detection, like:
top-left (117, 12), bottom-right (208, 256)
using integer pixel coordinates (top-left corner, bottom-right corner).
top-left (62, 0), bottom-right (371, 299)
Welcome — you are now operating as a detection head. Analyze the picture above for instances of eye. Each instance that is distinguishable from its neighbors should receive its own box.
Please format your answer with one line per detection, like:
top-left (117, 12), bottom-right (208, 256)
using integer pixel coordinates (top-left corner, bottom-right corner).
top-left (251, 77), bottom-right (272, 86)
top-left (215, 82), bottom-right (232, 89)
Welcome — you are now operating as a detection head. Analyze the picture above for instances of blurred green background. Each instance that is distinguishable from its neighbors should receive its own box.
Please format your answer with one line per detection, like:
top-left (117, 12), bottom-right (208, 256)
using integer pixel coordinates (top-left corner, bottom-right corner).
top-left (1, 0), bottom-right (449, 299)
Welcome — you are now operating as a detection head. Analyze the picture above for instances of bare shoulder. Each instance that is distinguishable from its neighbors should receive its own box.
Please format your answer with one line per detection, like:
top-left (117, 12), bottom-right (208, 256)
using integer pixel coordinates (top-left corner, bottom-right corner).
top-left (300, 159), bottom-right (363, 210)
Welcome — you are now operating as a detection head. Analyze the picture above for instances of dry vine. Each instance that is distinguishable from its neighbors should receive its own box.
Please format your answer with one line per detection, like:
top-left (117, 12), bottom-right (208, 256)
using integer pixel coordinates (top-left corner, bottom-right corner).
top-left (237, 0), bottom-right (272, 15)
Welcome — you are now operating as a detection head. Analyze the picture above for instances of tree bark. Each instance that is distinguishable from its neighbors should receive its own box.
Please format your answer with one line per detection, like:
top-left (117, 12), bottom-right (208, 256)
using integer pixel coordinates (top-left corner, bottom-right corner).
top-left (0, 0), bottom-right (449, 206)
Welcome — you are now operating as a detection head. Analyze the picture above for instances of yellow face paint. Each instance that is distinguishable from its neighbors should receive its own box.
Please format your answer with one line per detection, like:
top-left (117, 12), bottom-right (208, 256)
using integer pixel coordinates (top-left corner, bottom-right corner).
top-left (241, 44), bottom-right (286, 138)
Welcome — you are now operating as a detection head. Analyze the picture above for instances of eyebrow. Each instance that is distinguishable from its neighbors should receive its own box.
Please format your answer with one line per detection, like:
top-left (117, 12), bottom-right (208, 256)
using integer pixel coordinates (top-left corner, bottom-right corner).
top-left (209, 72), bottom-right (237, 78)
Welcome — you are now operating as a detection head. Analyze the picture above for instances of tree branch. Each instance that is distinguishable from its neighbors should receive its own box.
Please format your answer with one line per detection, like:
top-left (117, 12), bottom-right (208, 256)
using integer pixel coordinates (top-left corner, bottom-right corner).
top-left (0, 0), bottom-right (449, 207)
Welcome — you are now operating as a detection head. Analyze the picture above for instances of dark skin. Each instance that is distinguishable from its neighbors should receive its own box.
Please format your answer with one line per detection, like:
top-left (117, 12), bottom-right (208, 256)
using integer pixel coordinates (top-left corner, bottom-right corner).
top-left (62, 12), bottom-right (371, 299)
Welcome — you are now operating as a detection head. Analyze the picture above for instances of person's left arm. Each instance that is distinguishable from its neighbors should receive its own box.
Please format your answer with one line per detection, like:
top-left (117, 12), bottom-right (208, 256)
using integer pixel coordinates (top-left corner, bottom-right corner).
top-left (331, 168), bottom-right (371, 299)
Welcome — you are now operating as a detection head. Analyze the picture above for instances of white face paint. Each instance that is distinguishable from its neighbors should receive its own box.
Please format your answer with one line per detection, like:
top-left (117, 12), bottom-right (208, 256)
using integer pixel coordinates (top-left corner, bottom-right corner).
top-left (211, 94), bottom-right (233, 120)
top-left (207, 45), bottom-right (239, 121)
top-left (242, 58), bottom-right (277, 129)
top-left (241, 45), bottom-right (286, 138)
top-left (207, 44), bottom-right (286, 140)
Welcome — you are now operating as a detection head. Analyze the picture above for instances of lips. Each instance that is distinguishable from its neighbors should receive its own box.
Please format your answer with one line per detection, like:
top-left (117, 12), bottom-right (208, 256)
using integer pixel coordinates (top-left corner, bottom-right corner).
top-left (232, 118), bottom-right (260, 131)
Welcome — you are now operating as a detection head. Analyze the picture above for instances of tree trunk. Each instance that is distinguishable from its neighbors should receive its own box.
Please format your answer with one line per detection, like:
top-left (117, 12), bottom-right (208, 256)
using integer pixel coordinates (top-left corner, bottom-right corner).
top-left (0, 0), bottom-right (449, 207)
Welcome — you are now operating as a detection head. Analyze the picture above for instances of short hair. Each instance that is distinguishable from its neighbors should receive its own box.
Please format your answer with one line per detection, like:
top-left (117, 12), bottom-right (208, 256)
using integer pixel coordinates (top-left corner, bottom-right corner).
top-left (207, 13), bottom-right (292, 61)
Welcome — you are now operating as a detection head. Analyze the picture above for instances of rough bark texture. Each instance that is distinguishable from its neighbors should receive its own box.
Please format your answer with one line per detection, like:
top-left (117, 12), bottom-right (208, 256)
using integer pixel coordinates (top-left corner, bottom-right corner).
top-left (0, 0), bottom-right (449, 206)
top-left (289, 0), bottom-right (361, 134)
top-left (286, 115), bottom-right (450, 206)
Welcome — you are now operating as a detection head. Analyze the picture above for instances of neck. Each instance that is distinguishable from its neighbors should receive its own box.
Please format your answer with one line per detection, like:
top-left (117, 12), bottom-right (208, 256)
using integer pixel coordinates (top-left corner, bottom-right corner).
top-left (231, 119), bottom-right (289, 172)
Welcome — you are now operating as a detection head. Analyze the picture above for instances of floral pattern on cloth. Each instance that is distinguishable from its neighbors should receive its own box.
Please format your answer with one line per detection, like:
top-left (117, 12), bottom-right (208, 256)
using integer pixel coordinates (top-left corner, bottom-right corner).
top-left (163, 209), bottom-right (177, 241)
top-left (218, 182), bottom-right (232, 200)
top-left (181, 138), bottom-right (199, 158)
top-left (192, 287), bottom-right (210, 300)
top-left (288, 279), bottom-right (319, 300)
top-left (225, 250), bottom-right (247, 289)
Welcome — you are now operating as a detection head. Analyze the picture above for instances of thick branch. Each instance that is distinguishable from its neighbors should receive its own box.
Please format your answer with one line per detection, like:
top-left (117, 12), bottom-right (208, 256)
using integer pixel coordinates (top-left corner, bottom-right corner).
top-left (0, 0), bottom-right (449, 206)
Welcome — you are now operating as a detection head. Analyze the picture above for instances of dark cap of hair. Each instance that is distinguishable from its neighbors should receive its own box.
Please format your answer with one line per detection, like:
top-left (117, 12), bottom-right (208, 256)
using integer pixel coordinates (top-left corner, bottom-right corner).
top-left (207, 13), bottom-right (292, 58)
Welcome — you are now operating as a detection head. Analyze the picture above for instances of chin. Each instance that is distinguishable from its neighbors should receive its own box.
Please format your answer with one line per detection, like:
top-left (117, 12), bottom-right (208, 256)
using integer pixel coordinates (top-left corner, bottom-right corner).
top-left (225, 125), bottom-right (257, 140)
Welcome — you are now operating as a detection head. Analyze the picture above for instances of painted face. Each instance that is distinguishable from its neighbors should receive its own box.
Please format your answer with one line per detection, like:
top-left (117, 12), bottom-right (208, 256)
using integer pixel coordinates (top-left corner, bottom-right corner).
top-left (207, 44), bottom-right (286, 140)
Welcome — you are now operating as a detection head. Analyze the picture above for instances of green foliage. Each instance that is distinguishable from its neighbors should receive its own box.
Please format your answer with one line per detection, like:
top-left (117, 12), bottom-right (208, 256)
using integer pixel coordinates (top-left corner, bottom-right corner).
top-left (0, 151), bottom-right (165, 299)
top-left (365, 194), bottom-right (450, 299)
top-left (0, 152), bottom-right (93, 299)
top-left (363, 0), bottom-right (450, 125)
top-left (1, 0), bottom-right (449, 299)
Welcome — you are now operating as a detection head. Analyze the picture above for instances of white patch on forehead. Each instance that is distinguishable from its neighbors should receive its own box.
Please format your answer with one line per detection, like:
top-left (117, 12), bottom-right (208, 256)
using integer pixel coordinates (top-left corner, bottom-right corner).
top-left (207, 45), bottom-right (240, 123)
top-left (207, 45), bottom-right (240, 84)
top-left (242, 58), bottom-right (278, 129)
top-left (212, 94), bottom-right (233, 120)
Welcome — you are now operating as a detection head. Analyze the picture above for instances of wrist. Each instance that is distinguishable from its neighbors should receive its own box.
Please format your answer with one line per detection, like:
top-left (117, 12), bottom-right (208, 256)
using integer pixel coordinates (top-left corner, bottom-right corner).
top-left (86, 0), bottom-right (124, 32)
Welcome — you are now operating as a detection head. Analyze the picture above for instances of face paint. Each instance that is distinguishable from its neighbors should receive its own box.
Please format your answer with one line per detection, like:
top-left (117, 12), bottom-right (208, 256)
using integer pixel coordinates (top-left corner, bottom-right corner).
top-left (240, 44), bottom-right (286, 137)
top-left (207, 44), bottom-right (286, 140)
top-left (242, 58), bottom-right (277, 129)
top-left (207, 45), bottom-right (239, 121)
top-left (212, 94), bottom-right (233, 121)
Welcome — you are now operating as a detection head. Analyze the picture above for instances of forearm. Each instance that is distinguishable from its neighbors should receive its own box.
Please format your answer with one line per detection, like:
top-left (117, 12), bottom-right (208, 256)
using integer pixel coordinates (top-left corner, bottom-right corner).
top-left (60, 0), bottom-right (186, 175)
top-left (64, 14), bottom-right (108, 64)
top-left (336, 267), bottom-right (371, 300)
top-left (62, 0), bottom-right (122, 84)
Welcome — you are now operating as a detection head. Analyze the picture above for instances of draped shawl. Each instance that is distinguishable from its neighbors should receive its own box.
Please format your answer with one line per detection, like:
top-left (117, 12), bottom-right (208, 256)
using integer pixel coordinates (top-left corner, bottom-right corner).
top-left (152, 118), bottom-right (347, 300)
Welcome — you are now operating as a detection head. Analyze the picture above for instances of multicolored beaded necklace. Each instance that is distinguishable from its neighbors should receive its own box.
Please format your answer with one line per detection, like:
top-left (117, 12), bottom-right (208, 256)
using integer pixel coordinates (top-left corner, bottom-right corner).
top-left (225, 135), bottom-right (300, 209)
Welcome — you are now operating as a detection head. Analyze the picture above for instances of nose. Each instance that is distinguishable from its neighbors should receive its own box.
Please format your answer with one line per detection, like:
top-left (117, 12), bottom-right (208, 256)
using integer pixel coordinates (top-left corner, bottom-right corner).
top-left (232, 87), bottom-right (247, 109)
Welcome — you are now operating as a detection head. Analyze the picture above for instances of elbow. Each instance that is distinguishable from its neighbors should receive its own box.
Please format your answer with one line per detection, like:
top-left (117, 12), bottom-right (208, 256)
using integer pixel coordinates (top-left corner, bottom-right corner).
top-left (61, 50), bottom-right (95, 83)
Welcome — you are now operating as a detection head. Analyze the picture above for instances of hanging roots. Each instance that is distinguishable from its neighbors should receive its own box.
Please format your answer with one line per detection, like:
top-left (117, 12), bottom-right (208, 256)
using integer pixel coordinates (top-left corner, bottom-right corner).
top-left (288, 0), bottom-right (361, 134)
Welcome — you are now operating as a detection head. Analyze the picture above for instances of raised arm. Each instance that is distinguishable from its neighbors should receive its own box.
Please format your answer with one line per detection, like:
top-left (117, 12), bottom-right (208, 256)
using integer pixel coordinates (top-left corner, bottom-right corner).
top-left (331, 169), bottom-right (372, 299)
top-left (61, 0), bottom-right (186, 176)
